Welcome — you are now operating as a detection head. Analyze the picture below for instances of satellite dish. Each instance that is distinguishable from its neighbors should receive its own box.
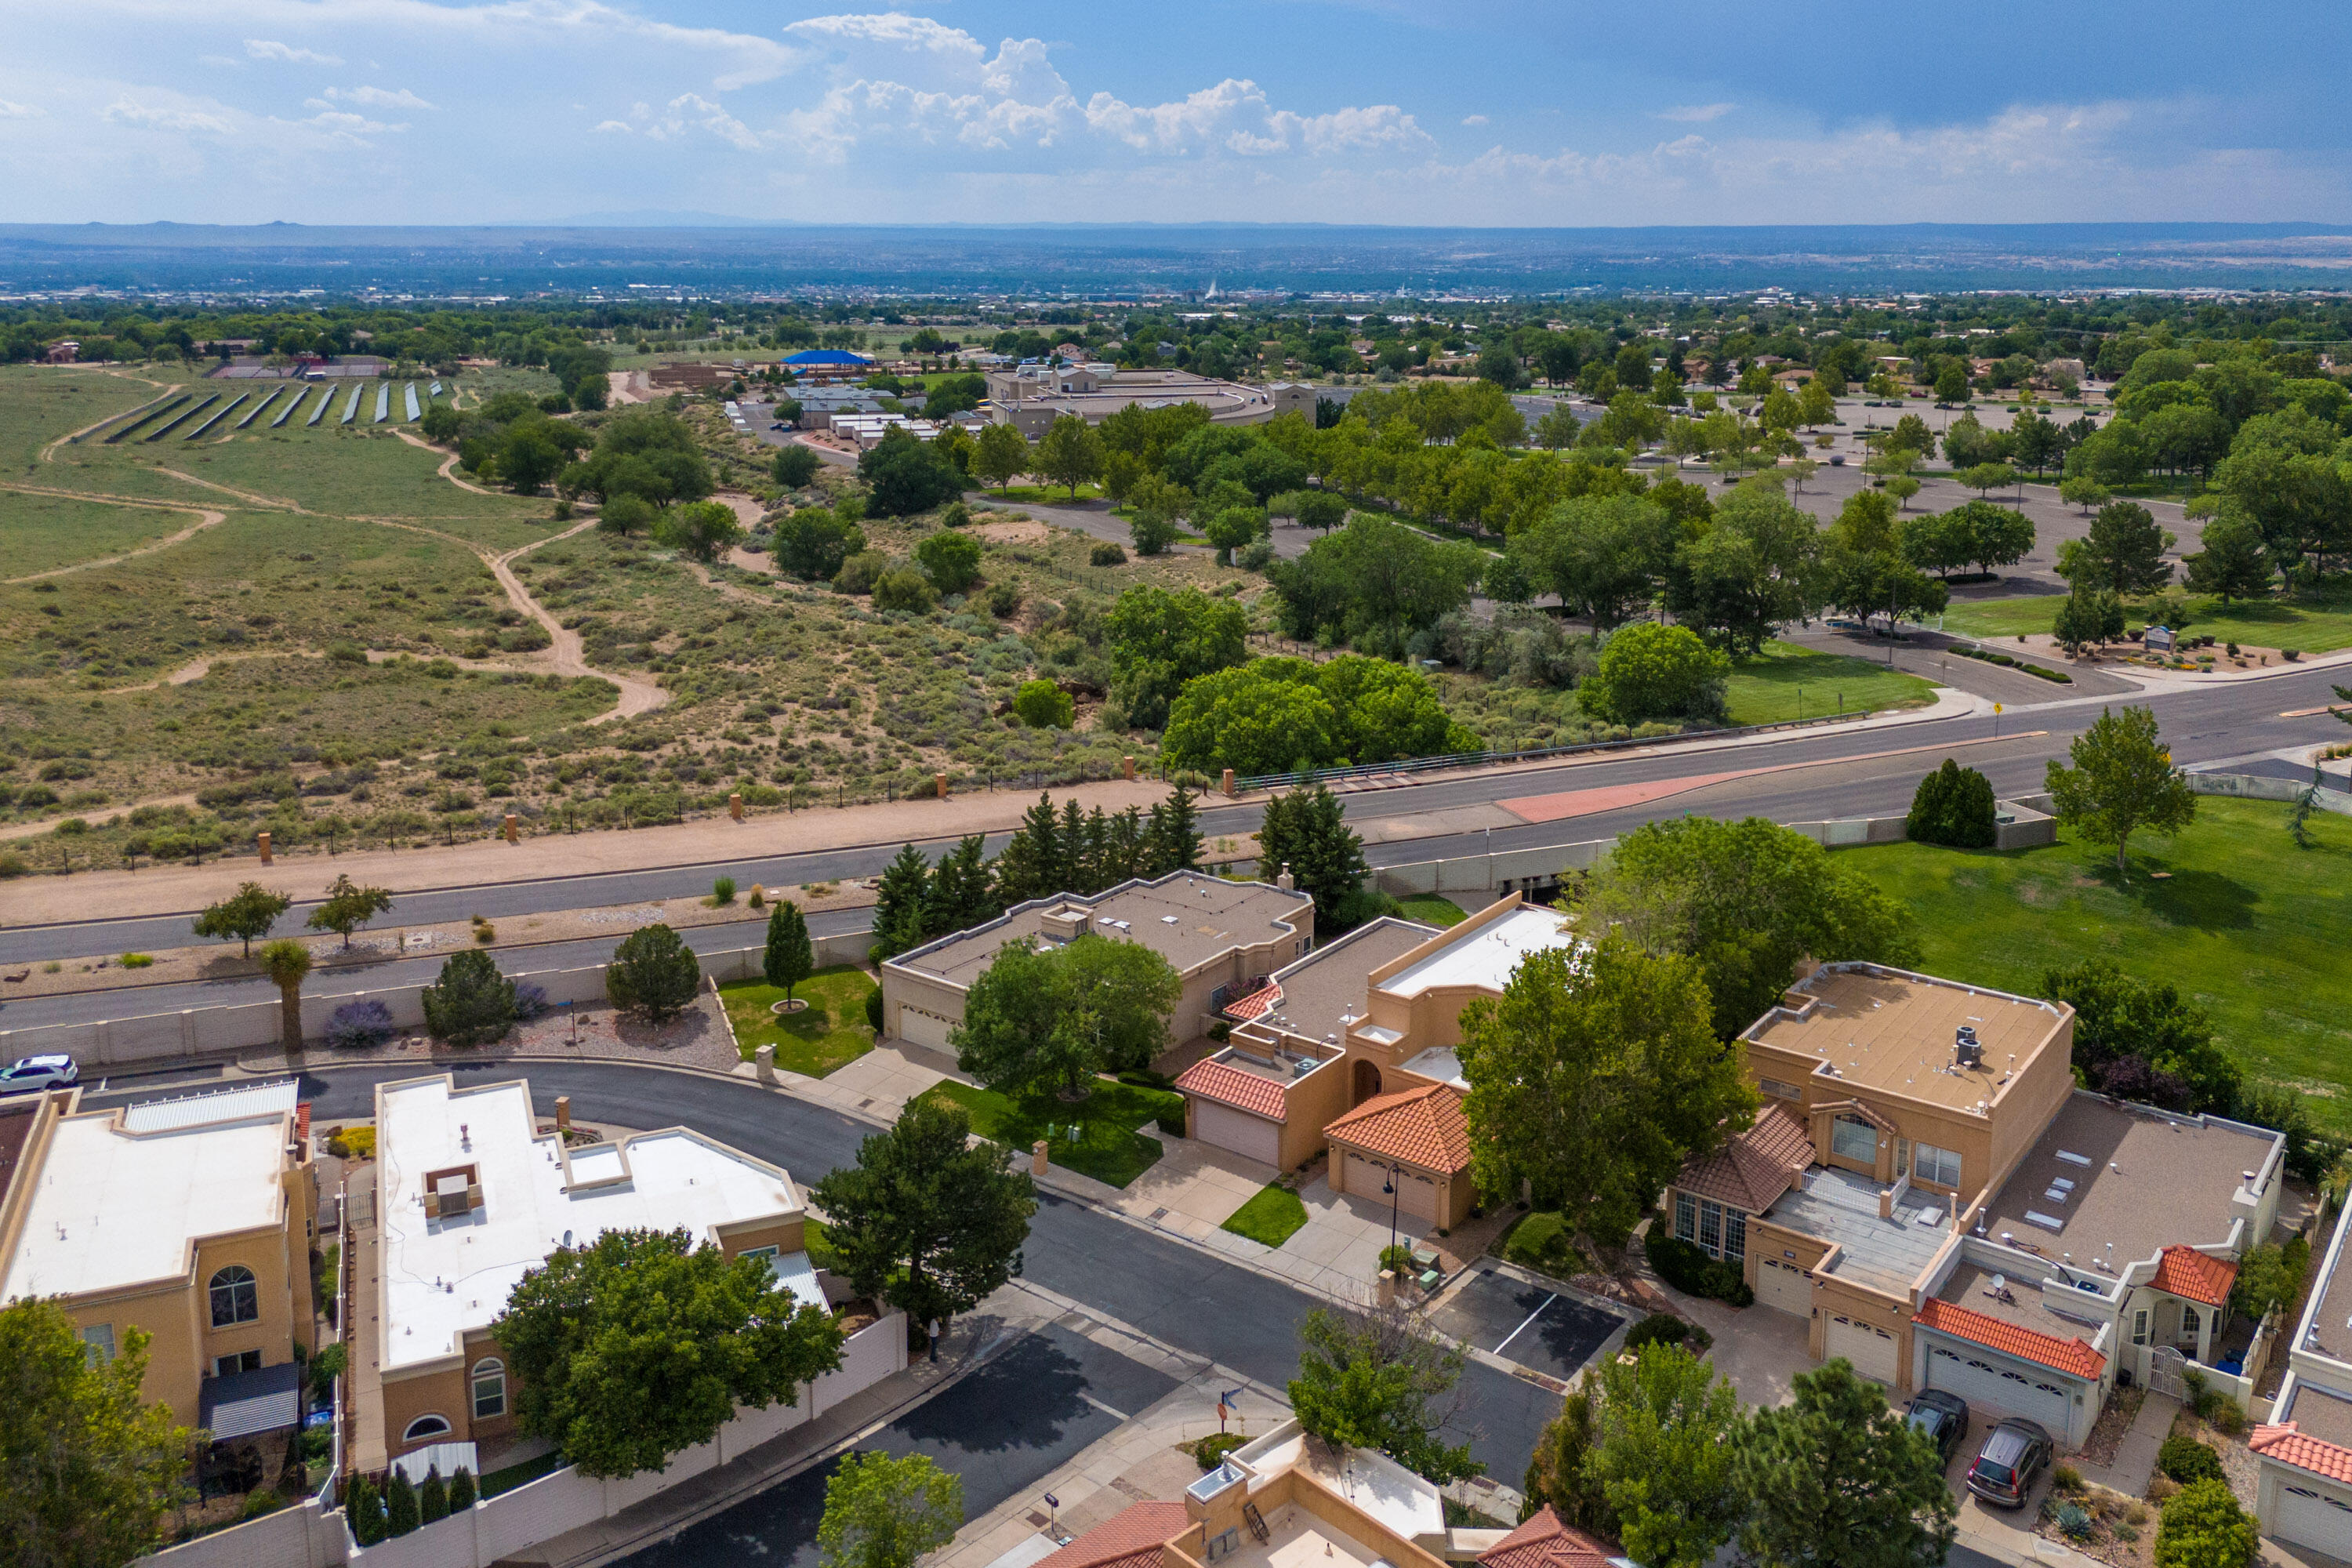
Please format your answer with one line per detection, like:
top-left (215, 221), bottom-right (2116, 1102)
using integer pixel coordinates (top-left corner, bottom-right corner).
top-left (1991, 1273), bottom-right (2006, 1292)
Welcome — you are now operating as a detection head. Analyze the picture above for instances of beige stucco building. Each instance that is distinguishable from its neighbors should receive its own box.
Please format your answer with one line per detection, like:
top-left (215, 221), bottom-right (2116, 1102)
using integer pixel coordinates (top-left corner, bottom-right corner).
top-left (0, 1080), bottom-right (318, 1443)
top-left (981, 365), bottom-right (1314, 437)
top-left (1665, 962), bottom-right (2285, 1448)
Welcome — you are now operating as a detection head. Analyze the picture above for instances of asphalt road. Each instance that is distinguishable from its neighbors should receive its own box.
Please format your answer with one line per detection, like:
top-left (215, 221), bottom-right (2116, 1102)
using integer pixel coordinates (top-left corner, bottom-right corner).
top-left (7, 662), bottom-right (2347, 1018)
top-left (619, 1323), bottom-right (1179, 1568)
top-left (104, 1062), bottom-right (1552, 1484)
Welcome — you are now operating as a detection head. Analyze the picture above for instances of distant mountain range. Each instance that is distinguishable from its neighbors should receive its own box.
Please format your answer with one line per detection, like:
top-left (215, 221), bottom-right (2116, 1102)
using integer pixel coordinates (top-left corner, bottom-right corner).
top-left (5, 221), bottom-right (2350, 296)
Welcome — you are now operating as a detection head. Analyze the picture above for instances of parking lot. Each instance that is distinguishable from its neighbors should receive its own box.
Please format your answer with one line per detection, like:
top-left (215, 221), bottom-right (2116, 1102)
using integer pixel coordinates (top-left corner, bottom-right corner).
top-left (1426, 1261), bottom-right (1626, 1385)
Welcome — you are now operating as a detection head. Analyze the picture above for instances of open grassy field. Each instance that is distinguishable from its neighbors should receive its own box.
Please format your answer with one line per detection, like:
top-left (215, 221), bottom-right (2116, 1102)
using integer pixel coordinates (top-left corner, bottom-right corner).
top-left (1839, 800), bottom-right (2352, 1131)
top-left (717, 965), bottom-right (877, 1073)
top-left (3, 492), bottom-right (209, 577)
top-left (0, 365), bottom-right (175, 466)
top-left (1721, 641), bottom-right (1940, 725)
top-left (919, 1077), bottom-right (1182, 1188)
top-left (1944, 585), bottom-right (2352, 655)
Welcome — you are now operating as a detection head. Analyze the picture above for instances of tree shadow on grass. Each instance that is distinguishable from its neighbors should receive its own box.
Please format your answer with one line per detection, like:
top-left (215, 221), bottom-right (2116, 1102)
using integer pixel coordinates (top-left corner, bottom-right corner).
top-left (2083, 853), bottom-right (2259, 931)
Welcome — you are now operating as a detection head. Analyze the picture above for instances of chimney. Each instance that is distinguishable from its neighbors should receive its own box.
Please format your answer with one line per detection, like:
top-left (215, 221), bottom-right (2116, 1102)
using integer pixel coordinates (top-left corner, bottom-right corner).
top-left (1276, 863), bottom-right (1294, 892)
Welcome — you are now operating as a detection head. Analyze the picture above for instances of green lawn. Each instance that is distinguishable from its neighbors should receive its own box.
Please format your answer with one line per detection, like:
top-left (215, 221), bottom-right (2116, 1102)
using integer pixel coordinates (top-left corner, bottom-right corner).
top-left (918, 1076), bottom-right (1182, 1189)
top-left (1840, 800), bottom-right (2352, 1130)
top-left (1944, 585), bottom-right (2352, 656)
top-left (3, 493), bottom-right (205, 576)
top-left (1722, 641), bottom-right (1940, 726)
top-left (479, 1449), bottom-right (566, 1498)
top-left (1221, 1183), bottom-right (1310, 1247)
top-left (717, 965), bottom-right (878, 1074)
top-left (1398, 895), bottom-right (1468, 927)
top-left (1495, 1210), bottom-right (1590, 1279)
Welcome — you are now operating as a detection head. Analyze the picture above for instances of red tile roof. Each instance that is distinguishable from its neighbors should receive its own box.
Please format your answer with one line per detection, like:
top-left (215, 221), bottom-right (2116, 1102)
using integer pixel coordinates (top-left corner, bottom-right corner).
top-left (1033, 1502), bottom-right (1188, 1568)
top-left (2152, 1246), bottom-right (2238, 1308)
top-left (1176, 1058), bottom-right (1286, 1120)
top-left (1478, 1506), bottom-right (1615, 1568)
top-left (2252, 1423), bottom-right (2352, 1485)
top-left (1225, 984), bottom-right (1282, 1022)
top-left (1323, 1083), bottom-right (1471, 1174)
top-left (1675, 1105), bottom-right (1814, 1214)
top-left (1913, 1299), bottom-right (2106, 1380)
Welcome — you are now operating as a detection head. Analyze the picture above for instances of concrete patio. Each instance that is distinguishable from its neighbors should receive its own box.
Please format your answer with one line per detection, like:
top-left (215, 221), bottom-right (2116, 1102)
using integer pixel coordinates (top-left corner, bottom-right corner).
top-left (1110, 1139), bottom-right (1280, 1239)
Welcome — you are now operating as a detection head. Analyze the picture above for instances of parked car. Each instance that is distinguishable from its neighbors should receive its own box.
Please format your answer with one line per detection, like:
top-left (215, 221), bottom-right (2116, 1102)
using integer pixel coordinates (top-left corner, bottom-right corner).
top-left (1965, 1417), bottom-right (2053, 1508)
top-left (0, 1054), bottom-right (79, 1095)
top-left (1904, 1389), bottom-right (1970, 1467)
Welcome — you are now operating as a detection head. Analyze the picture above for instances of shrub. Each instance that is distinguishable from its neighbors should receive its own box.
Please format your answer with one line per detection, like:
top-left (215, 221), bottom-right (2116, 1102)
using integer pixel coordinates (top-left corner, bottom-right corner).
top-left (1090, 541), bottom-right (1128, 566)
top-left (833, 550), bottom-right (888, 595)
top-left (773, 445), bottom-right (822, 488)
top-left (1643, 1229), bottom-right (1755, 1305)
top-left (1378, 1243), bottom-right (1417, 1276)
top-left (711, 874), bottom-right (737, 906)
top-left (2284, 649), bottom-right (2300, 661)
top-left (942, 501), bottom-right (971, 528)
top-left (866, 986), bottom-right (884, 1032)
top-left (605, 923), bottom-right (702, 1022)
top-left (120, 952), bottom-right (154, 968)
top-left (2158, 1434), bottom-right (2223, 1485)
top-left (914, 529), bottom-right (982, 593)
top-left (871, 566), bottom-right (938, 613)
top-left (448, 1468), bottom-right (477, 1512)
top-left (385, 1470), bottom-right (419, 1537)
top-left (326, 999), bottom-right (396, 1050)
top-left (2155, 1478), bottom-right (2256, 1568)
top-left (985, 582), bottom-right (1022, 619)
top-left (1623, 1312), bottom-right (1690, 1351)
top-left (2053, 1464), bottom-right (2085, 1494)
top-left (1012, 678), bottom-right (1075, 729)
top-left (420, 949), bottom-right (517, 1047)
top-left (1581, 623), bottom-right (1730, 725)
top-left (2053, 1502), bottom-right (2094, 1542)
top-left (512, 982), bottom-right (550, 1022)
top-left (1192, 1432), bottom-right (1249, 1470)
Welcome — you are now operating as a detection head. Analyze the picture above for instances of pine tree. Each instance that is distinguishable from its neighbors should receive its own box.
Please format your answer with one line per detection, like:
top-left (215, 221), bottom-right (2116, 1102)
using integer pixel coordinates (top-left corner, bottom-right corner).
top-left (1258, 784), bottom-right (1369, 926)
top-left (1081, 806), bottom-right (1113, 894)
top-left (764, 900), bottom-right (815, 1004)
top-left (1058, 799), bottom-right (1091, 893)
top-left (447, 1467), bottom-right (477, 1512)
top-left (384, 1470), bottom-right (421, 1537)
top-left (871, 844), bottom-right (934, 960)
top-left (1145, 786), bottom-right (1203, 874)
top-left (991, 795), bottom-right (1065, 906)
top-left (1106, 806), bottom-right (1148, 885)
top-left (925, 836), bottom-right (997, 937)
top-left (419, 1467), bottom-right (448, 1525)
top-left (347, 1474), bottom-right (387, 1545)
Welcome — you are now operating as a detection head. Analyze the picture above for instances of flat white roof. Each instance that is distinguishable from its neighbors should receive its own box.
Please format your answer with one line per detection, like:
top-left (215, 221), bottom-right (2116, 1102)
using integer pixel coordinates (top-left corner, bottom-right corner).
top-left (376, 1076), bottom-right (816, 1372)
top-left (1399, 1047), bottom-right (1467, 1090)
top-left (2, 1111), bottom-right (286, 1301)
top-left (1375, 906), bottom-right (1575, 999)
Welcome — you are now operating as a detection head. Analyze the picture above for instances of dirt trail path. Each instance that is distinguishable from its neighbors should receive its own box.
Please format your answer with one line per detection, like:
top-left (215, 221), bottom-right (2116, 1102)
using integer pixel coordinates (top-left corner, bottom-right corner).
top-left (488, 519), bottom-right (670, 723)
top-left (390, 427), bottom-right (503, 495)
top-left (0, 491), bottom-right (226, 583)
top-left (42, 373), bottom-right (182, 458)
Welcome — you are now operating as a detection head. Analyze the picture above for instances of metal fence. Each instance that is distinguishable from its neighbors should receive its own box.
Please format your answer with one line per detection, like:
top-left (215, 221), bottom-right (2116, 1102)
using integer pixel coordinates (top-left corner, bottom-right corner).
top-left (1231, 707), bottom-right (1877, 793)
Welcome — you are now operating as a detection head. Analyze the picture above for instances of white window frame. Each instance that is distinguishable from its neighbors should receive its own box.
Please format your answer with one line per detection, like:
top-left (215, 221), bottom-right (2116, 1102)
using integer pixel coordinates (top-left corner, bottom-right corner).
top-left (2182, 1305), bottom-right (2202, 1339)
top-left (1831, 1116), bottom-right (1878, 1166)
top-left (1914, 1143), bottom-right (1962, 1189)
top-left (2132, 1309), bottom-right (2149, 1345)
top-left (403, 1415), bottom-right (452, 1443)
top-left (209, 1264), bottom-right (260, 1328)
top-left (1699, 1200), bottom-right (1722, 1256)
top-left (471, 1358), bottom-right (506, 1421)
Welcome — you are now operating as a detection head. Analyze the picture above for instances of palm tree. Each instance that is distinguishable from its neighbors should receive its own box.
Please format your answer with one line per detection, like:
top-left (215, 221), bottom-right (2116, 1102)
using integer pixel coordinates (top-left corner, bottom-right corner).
top-left (260, 939), bottom-right (313, 1054)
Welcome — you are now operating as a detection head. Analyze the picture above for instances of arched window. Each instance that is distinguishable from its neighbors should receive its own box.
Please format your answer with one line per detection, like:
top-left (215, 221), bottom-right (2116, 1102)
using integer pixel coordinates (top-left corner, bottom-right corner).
top-left (209, 1265), bottom-right (259, 1328)
top-left (403, 1414), bottom-right (452, 1443)
top-left (470, 1358), bottom-right (506, 1421)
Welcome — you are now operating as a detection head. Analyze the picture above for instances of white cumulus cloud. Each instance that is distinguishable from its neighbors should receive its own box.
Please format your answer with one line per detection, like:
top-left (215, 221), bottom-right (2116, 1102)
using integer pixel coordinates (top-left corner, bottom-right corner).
top-left (1657, 103), bottom-right (1735, 122)
top-left (245, 39), bottom-right (342, 66)
top-left (1461, 114), bottom-right (1488, 126)
top-left (0, 98), bottom-right (42, 118)
top-left (103, 98), bottom-right (232, 133)
top-left (593, 119), bottom-right (633, 133)
top-left (322, 85), bottom-right (435, 111)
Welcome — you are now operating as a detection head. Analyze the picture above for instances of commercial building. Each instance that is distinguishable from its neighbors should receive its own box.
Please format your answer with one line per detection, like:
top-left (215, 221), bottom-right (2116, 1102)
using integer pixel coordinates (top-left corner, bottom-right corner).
top-left (980, 364), bottom-right (1314, 437)
top-left (878, 872), bottom-right (1316, 1054)
top-left (0, 1080), bottom-right (318, 1443)
top-left (355, 1073), bottom-right (826, 1476)
top-left (1664, 963), bottom-right (2285, 1446)
top-left (1175, 896), bottom-right (1577, 1226)
top-left (2254, 1202), bottom-right (2352, 1559)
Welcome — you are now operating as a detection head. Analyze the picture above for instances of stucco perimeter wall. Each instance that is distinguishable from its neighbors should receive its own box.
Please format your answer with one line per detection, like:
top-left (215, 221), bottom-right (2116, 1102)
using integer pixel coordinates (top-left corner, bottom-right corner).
top-left (1, 934), bottom-right (875, 1070)
top-left (136, 1312), bottom-right (909, 1568)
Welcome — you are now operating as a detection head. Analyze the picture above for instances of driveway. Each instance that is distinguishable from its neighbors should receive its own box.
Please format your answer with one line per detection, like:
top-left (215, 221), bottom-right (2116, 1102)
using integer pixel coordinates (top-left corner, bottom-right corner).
top-left (1426, 1260), bottom-right (1626, 1385)
top-left (1203, 1174), bottom-right (1431, 1305)
top-left (618, 1323), bottom-right (1181, 1567)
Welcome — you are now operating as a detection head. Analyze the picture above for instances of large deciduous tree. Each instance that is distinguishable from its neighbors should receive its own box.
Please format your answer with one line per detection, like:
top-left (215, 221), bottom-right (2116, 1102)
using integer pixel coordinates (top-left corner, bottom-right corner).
top-left (1733, 1360), bottom-right (1956, 1568)
top-left (1289, 1304), bottom-right (1481, 1486)
top-left (1573, 816), bottom-right (1922, 1040)
top-left (1585, 1344), bottom-right (1747, 1568)
top-left (493, 1229), bottom-right (844, 1479)
top-left (1103, 586), bottom-right (1250, 731)
top-left (0, 1299), bottom-right (194, 1568)
top-left (1457, 938), bottom-right (1755, 1245)
top-left (2044, 705), bottom-right (2197, 880)
top-left (950, 935), bottom-right (1181, 1099)
top-left (1579, 622), bottom-right (1730, 726)
top-left (811, 1097), bottom-right (1036, 1332)
top-left (818, 1451), bottom-right (965, 1568)
top-left (1033, 414), bottom-right (1106, 499)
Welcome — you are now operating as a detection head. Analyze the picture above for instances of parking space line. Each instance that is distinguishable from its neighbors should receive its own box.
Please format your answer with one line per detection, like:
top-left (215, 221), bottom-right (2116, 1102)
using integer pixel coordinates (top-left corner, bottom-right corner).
top-left (1490, 1294), bottom-right (1557, 1357)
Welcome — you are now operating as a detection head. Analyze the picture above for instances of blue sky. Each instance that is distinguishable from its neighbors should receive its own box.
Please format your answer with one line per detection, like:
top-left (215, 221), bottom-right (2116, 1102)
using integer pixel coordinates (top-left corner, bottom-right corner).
top-left (5, 1), bottom-right (2349, 227)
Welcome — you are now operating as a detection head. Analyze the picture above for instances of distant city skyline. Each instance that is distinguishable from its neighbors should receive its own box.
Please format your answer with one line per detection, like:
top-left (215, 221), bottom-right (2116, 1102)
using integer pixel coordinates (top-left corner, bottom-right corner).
top-left (7, 2), bottom-right (2350, 228)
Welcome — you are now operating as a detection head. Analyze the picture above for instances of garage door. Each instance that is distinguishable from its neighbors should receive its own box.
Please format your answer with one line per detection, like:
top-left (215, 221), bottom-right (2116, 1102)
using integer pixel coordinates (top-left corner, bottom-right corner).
top-left (1755, 1256), bottom-right (1813, 1318)
top-left (1825, 1313), bottom-right (1900, 1385)
top-left (2274, 1483), bottom-right (2352, 1559)
top-left (1925, 1342), bottom-right (2073, 1433)
top-left (1193, 1101), bottom-right (1283, 1167)
top-left (1346, 1151), bottom-right (1437, 1222)
top-left (895, 1004), bottom-right (954, 1050)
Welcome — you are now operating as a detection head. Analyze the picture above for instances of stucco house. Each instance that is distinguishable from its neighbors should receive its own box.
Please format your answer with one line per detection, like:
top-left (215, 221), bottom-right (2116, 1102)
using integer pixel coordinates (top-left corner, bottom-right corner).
top-left (2253, 1201), bottom-right (2352, 1559)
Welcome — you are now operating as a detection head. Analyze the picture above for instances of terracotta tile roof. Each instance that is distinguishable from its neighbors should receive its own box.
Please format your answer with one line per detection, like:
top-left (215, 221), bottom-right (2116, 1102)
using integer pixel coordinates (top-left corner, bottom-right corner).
top-left (1225, 984), bottom-right (1282, 1022)
top-left (1033, 1502), bottom-right (1188, 1568)
top-left (2152, 1245), bottom-right (2238, 1308)
top-left (1478, 1506), bottom-right (1616, 1568)
top-left (2252, 1423), bottom-right (2352, 1485)
top-left (1176, 1058), bottom-right (1285, 1120)
top-left (1675, 1105), bottom-right (1814, 1214)
top-left (1323, 1083), bottom-right (1471, 1174)
top-left (1913, 1299), bottom-right (2106, 1380)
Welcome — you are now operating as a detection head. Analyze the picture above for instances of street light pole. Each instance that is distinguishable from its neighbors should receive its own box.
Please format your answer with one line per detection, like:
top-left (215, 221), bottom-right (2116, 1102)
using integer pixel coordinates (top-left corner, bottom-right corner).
top-left (1383, 1164), bottom-right (1403, 1261)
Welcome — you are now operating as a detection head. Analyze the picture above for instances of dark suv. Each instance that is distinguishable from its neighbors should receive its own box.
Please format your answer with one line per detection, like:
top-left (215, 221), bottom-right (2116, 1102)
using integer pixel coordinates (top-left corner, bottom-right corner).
top-left (1966, 1417), bottom-right (2053, 1508)
top-left (1904, 1389), bottom-right (1970, 1467)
